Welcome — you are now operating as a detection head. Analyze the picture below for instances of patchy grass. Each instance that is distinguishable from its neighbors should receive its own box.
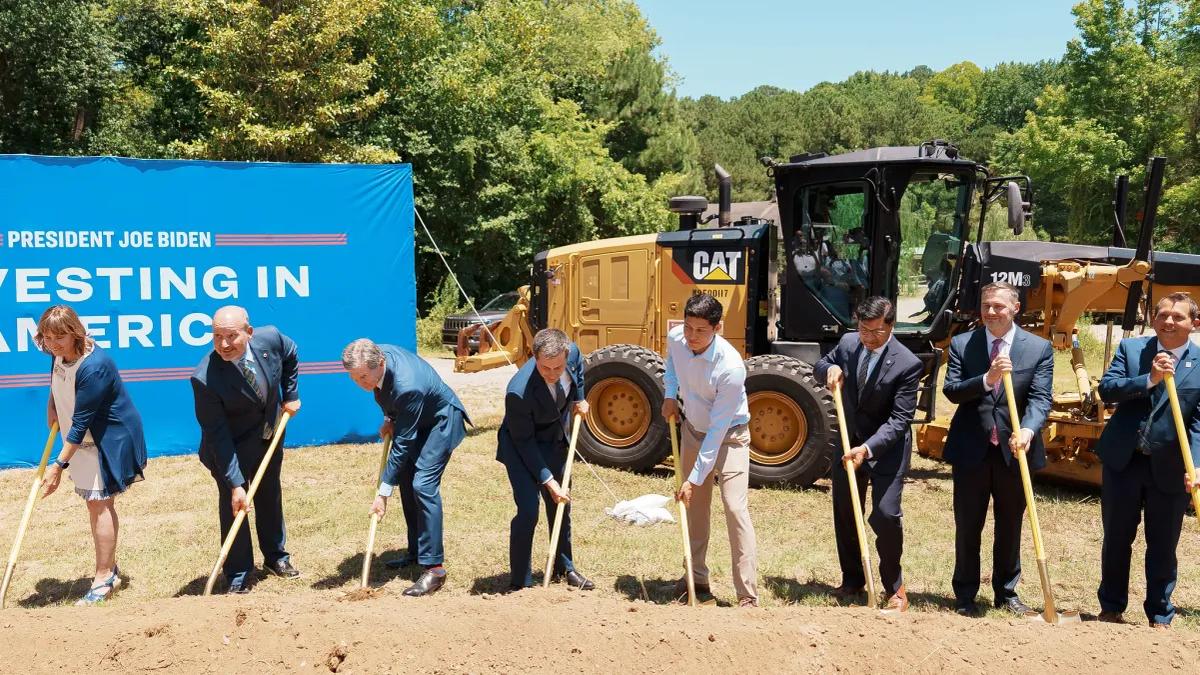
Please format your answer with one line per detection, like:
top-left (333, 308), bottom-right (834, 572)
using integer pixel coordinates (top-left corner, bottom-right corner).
top-left (3, 411), bottom-right (1198, 628)
top-left (4, 344), bottom-right (1197, 628)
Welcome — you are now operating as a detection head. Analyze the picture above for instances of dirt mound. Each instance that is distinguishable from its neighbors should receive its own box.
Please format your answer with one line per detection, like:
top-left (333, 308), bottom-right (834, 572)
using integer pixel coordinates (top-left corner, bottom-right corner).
top-left (4, 588), bottom-right (1198, 674)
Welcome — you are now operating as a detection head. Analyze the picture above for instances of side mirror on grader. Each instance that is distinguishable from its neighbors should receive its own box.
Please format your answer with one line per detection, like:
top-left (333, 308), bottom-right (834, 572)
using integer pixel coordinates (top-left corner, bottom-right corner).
top-left (1006, 181), bottom-right (1029, 236)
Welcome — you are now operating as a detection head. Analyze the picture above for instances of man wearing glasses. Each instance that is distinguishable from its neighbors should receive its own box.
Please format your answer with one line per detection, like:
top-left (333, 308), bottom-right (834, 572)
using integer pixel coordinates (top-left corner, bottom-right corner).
top-left (814, 296), bottom-right (924, 612)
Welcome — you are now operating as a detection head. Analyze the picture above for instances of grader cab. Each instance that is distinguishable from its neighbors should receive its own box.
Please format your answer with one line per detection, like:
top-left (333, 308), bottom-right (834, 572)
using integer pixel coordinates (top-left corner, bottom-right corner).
top-left (456, 143), bottom-right (1200, 488)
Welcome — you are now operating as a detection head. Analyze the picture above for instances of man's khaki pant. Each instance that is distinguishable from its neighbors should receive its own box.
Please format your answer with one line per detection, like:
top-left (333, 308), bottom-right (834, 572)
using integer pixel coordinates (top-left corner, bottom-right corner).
top-left (681, 421), bottom-right (758, 602)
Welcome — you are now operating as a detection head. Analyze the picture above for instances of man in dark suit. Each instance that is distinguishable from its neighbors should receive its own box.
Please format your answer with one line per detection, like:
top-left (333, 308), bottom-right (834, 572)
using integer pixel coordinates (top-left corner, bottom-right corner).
top-left (191, 305), bottom-right (301, 594)
top-left (814, 296), bottom-right (924, 612)
top-left (496, 328), bottom-right (594, 592)
top-left (343, 337), bottom-right (469, 597)
top-left (1095, 292), bottom-right (1200, 630)
top-left (942, 281), bottom-right (1053, 616)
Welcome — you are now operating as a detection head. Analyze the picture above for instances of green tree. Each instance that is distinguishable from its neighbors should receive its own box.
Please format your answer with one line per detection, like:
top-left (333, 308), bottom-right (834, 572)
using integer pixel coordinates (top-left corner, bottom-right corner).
top-left (0, 0), bottom-right (115, 154)
top-left (922, 61), bottom-right (983, 116)
top-left (976, 60), bottom-right (1063, 132)
top-left (171, 0), bottom-right (395, 163)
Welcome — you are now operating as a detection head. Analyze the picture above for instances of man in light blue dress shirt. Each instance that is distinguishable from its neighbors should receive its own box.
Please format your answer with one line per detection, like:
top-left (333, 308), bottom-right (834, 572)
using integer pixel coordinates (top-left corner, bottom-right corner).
top-left (662, 293), bottom-right (758, 607)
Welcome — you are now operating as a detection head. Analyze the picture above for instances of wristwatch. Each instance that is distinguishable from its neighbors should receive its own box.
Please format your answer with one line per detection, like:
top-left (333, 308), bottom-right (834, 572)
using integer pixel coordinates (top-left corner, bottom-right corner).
top-left (51, 458), bottom-right (69, 469)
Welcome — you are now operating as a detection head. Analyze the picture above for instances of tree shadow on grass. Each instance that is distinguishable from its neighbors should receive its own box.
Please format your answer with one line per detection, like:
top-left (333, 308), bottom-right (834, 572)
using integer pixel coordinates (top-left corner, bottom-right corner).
top-left (17, 575), bottom-right (95, 608)
top-left (310, 548), bottom-right (419, 591)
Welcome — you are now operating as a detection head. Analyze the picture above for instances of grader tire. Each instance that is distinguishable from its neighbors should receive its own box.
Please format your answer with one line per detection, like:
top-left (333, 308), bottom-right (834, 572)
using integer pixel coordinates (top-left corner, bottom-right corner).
top-left (744, 354), bottom-right (837, 487)
top-left (579, 345), bottom-right (670, 471)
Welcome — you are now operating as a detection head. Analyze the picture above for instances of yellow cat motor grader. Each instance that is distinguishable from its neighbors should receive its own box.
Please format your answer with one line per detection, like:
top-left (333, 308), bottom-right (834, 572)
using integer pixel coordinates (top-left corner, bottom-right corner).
top-left (457, 143), bottom-right (1200, 487)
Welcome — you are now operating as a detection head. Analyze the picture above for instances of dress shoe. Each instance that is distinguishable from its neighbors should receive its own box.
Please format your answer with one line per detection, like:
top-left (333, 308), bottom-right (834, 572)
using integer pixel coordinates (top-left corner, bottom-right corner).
top-left (556, 570), bottom-right (594, 591)
top-left (738, 597), bottom-right (758, 608)
top-left (1097, 610), bottom-right (1123, 624)
top-left (227, 576), bottom-right (251, 595)
top-left (403, 570), bottom-right (446, 597)
top-left (264, 559), bottom-right (300, 579)
top-left (384, 555), bottom-right (417, 570)
top-left (1151, 622), bottom-right (1172, 631)
top-left (830, 584), bottom-right (865, 600)
top-left (884, 587), bottom-right (908, 613)
top-left (671, 576), bottom-right (710, 597)
top-left (955, 603), bottom-right (978, 617)
top-left (998, 597), bottom-right (1033, 615)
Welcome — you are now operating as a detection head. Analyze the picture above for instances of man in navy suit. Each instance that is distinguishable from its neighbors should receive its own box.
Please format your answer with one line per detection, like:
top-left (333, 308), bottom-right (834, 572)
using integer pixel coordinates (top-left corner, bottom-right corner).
top-left (496, 328), bottom-right (594, 592)
top-left (343, 337), bottom-right (469, 597)
top-left (191, 306), bottom-right (302, 594)
top-left (1096, 292), bottom-right (1200, 630)
top-left (814, 296), bottom-right (924, 612)
top-left (942, 282), bottom-right (1054, 616)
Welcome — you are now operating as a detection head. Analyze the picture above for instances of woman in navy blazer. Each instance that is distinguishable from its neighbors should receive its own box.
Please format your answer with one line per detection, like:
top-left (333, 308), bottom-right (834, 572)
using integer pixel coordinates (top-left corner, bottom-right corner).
top-left (36, 305), bottom-right (148, 606)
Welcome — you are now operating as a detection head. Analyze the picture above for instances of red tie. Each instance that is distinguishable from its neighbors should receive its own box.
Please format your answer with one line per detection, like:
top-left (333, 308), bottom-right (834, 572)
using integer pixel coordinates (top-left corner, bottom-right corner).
top-left (989, 338), bottom-right (1002, 445)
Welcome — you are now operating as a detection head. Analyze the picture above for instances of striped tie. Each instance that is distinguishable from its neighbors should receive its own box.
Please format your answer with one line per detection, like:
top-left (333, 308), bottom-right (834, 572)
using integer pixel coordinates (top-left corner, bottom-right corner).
top-left (857, 349), bottom-right (871, 402)
top-left (240, 358), bottom-right (262, 402)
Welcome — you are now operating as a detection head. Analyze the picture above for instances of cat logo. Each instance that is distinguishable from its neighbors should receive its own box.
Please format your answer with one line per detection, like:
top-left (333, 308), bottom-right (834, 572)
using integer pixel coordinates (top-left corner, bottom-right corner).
top-left (691, 250), bottom-right (743, 284)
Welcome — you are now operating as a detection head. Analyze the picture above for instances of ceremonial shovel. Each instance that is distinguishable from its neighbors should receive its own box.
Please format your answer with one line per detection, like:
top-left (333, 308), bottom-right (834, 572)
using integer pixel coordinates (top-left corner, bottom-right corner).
top-left (668, 417), bottom-right (698, 607)
top-left (203, 411), bottom-right (292, 596)
top-left (1002, 373), bottom-right (1079, 624)
top-left (543, 415), bottom-right (582, 588)
top-left (1, 424), bottom-right (58, 609)
top-left (1163, 373), bottom-right (1200, 527)
top-left (360, 434), bottom-right (392, 588)
top-left (831, 383), bottom-right (879, 610)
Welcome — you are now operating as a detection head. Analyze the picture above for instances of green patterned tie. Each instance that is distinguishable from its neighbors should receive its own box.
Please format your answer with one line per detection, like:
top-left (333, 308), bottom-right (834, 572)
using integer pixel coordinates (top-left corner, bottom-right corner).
top-left (240, 358), bottom-right (262, 401)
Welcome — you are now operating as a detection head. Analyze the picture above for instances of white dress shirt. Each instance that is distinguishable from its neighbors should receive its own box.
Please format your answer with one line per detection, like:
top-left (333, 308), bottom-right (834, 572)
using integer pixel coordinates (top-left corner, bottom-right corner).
top-left (1145, 342), bottom-right (1191, 389)
top-left (663, 326), bottom-right (751, 485)
top-left (981, 322), bottom-right (1018, 393)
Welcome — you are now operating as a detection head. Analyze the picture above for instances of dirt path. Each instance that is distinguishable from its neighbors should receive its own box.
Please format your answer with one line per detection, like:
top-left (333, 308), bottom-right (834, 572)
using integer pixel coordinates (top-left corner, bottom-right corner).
top-left (5, 589), bottom-right (1199, 674)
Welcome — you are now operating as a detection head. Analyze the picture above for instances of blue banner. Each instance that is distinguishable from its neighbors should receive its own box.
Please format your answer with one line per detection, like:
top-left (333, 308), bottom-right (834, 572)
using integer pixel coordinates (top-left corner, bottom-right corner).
top-left (0, 155), bottom-right (415, 467)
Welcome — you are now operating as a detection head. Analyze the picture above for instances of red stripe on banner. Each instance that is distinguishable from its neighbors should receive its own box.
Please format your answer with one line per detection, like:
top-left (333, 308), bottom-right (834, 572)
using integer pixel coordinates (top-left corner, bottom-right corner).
top-left (214, 235), bottom-right (346, 241)
top-left (0, 362), bottom-right (346, 388)
top-left (214, 239), bottom-right (348, 243)
top-left (115, 366), bottom-right (196, 375)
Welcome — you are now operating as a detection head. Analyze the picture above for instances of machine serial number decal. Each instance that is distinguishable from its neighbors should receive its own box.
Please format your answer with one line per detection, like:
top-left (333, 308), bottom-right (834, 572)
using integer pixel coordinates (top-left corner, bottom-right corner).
top-left (990, 271), bottom-right (1032, 287)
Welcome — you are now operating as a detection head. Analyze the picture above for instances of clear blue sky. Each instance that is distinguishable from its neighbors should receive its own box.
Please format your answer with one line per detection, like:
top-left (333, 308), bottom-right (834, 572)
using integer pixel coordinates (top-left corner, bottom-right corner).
top-left (635, 0), bottom-right (1083, 99)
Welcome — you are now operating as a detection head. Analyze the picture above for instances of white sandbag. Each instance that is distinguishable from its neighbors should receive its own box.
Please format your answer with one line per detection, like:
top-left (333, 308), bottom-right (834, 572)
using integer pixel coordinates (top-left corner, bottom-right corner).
top-left (605, 494), bottom-right (676, 526)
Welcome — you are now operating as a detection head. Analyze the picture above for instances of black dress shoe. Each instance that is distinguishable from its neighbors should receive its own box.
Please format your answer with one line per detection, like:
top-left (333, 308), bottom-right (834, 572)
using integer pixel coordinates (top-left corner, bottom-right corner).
top-left (384, 555), bottom-right (417, 570)
top-left (403, 571), bottom-right (446, 597)
top-left (955, 603), bottom-right (978, 617)
top-left (556, 570), bottom-right (594, 591)
top-left (228, 580), bottom-right (251, 594)
top-left (998, 597), bottom-right (1033, 615)
top-left (264, 559), bottom-right (300, 579)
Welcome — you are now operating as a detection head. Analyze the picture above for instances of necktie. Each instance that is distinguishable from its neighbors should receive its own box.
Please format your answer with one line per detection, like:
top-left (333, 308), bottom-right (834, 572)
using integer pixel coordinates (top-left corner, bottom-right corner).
top-left (1139, 351), bottom-right (1174, 451)
top-left (240, 358), bottom-right (262, 402)
top-left (857, 348), bottom-right (871, 401)
top-left (989, 338), bottom-right (1002, 445)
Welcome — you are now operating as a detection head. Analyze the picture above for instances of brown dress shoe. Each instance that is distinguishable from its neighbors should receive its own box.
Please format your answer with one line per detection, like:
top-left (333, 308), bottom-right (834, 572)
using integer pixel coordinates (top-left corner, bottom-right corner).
top-left (1151, 622), bottom-right (1172, 631)
top-left (884, 587), bottom-right (908, 612)
top-left (671, 577), bottom-right (710, 597)
top-left (830, 584), bottom-right (865, 600)
top-left (1097, 610), bottom-right (1123, 624)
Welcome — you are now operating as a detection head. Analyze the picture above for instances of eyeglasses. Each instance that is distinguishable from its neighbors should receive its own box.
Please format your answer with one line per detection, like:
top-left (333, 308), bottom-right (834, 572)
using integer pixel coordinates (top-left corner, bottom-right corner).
top-left (859, 327), bottom-right (891, 338)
